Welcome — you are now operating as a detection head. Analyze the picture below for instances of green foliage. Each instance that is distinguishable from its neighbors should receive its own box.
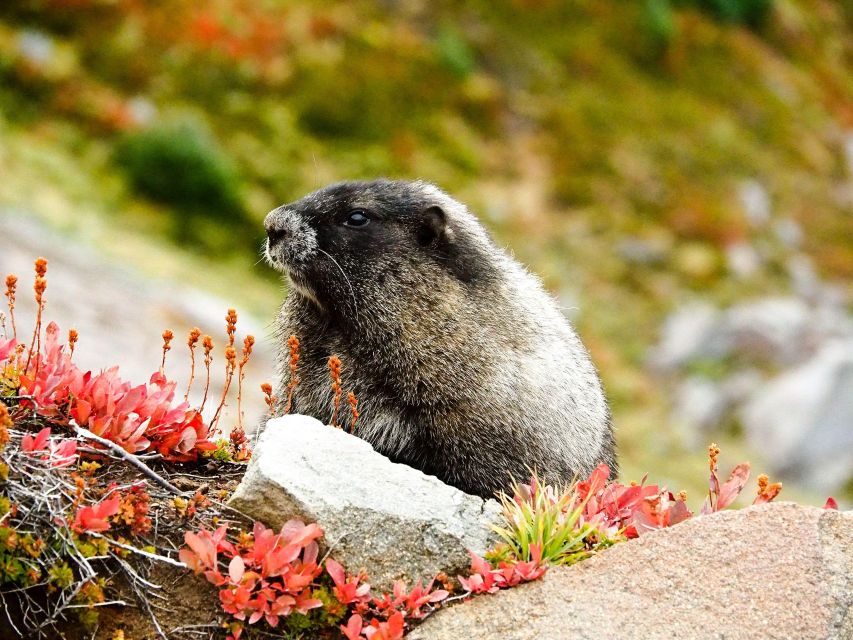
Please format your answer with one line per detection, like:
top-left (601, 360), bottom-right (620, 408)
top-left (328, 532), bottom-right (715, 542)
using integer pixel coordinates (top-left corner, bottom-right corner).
top-left (47, 561), bottom-right (73, 589)
top-left (114, 120), bottom-right (249, 244)
top-left (685, 0), bottom-right (775, 28)
top-left (642, 0), bottom-right (678, 46)
top-left (490, 478), bottom-right (609, 566)
top-left (435, 25), bottom-right (476, 77)
top-left (203, 437), bottom-right (240, 463)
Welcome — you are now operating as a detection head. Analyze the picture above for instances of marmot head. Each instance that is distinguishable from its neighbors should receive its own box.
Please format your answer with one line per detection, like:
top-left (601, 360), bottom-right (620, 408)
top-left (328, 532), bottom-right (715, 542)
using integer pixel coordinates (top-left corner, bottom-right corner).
top-left (263, 179), bottom-right (494, 314)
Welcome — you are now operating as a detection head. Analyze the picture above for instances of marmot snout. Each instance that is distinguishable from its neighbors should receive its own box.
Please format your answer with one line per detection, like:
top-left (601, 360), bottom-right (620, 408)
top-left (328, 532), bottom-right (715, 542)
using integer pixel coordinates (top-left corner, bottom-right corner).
top-left (264, 179), bottom-right (616, 498)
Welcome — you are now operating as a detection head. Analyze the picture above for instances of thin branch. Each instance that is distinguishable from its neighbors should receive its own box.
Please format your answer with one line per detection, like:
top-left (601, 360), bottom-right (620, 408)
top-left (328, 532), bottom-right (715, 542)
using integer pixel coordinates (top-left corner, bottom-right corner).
top-left (64, 599), bottom-right (129, 609)
top-left (72, 423), bottom-right (182, 495)
top-left (91, 534), bottom-right (186, 568)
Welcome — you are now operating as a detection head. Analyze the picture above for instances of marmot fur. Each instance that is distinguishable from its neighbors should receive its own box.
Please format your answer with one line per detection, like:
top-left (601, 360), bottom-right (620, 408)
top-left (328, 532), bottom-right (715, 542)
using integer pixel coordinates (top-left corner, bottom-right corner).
top-left (263, 179), bottom-right (616, 498)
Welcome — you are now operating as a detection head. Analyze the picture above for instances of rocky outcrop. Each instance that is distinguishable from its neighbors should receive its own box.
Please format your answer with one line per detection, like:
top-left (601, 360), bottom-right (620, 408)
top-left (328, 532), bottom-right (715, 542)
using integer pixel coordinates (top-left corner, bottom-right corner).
top-left (411, 502), bottom-right (852, 640)
top-left (741, 340), bottom-right (853, 493)
top-left (228, 415), bottom-right (501, 591)
top-left (649, 294), bottom-right (853, 493)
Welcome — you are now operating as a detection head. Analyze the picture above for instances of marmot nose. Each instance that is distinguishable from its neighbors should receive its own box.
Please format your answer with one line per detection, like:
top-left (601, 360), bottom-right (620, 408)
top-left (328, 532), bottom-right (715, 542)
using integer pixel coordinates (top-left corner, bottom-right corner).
top-left (266, 227), bottom-right (287, 247)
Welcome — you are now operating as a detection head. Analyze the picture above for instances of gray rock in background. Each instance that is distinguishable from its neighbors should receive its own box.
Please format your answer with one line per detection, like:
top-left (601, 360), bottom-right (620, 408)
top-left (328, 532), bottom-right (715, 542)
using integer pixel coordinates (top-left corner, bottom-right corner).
top-left (720, 296), bottom-right (813, 365)
top-left (650, 293), bottom-right (853, 494)
top-left (741, 340), bottom-right (853, 494)
top-left (648, 302), bottom-right (721, 372)
top-left (738, 179), bottom-right (772, 227)
top-left (411, 503), bottom-right (853, 640)
top-left (229, 415), bottom-right (502, 591)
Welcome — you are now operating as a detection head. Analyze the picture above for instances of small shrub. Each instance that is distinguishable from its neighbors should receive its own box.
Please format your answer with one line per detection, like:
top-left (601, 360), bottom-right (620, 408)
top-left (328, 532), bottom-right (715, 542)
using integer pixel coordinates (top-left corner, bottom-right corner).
top-left (114, 120), bottom-right (248, 240)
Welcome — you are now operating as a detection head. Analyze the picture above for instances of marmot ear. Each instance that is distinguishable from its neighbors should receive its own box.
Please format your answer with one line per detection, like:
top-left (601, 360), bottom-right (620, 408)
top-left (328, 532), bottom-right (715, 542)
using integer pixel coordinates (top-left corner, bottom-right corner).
top-left (416, 205), bottom-right (447, 247)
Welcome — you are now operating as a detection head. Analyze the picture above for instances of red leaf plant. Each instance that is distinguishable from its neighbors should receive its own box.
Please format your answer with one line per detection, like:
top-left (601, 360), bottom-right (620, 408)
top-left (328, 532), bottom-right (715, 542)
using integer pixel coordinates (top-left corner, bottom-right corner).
top-left (0, 336), bottom-right (15, 362)
top-left (72, 494), bottom-right (121, 533)
top-left (568, 444), bottom-right (783, 540)
top-left (180, 520), bottom-right (325, 638)
top-left (458, 545), bottom-right (547, 596)
top-left (13, 321), bottom-right (216, 460)
top-left (182, 520), bottom-right (455, 640)
top-left (20, 426), bottom-right (78, 468)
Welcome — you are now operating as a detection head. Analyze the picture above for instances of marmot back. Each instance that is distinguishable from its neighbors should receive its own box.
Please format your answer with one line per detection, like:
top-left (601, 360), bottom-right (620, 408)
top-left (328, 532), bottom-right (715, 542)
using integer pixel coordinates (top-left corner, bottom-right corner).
top-left (263, 179), bottom-right (616, 498)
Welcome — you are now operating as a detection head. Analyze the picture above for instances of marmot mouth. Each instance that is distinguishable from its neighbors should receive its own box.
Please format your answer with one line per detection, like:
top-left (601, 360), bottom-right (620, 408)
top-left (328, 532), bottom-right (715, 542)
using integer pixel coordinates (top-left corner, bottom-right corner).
top-left (286, 270), bottom-right (323, 307)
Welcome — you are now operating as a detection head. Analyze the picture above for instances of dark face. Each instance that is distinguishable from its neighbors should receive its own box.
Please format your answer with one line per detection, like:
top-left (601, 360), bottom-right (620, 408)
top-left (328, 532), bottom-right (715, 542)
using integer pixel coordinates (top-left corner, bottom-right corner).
top-left (263, 180), bottom-right (448, 310)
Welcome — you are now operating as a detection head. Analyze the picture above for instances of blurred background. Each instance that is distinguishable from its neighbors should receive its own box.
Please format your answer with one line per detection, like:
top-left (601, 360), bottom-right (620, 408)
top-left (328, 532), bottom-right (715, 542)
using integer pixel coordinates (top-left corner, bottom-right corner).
top-left (0, 0), bottom-right (851, 505)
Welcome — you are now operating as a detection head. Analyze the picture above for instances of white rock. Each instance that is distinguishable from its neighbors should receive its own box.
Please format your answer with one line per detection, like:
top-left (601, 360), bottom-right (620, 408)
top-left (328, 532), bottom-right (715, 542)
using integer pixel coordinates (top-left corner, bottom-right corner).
top-left (738, 180), bottom-right (771, 227)
top-left (721, 297), bottom-right (812, 365)
top-left (648, 302), bottom-right (721, 372)
top-left (740, 339), bottom-right (853, 493)
top-left (229, 415), bottom-right (502, 591)
top-left (725, 241), bottom-right (762, 279)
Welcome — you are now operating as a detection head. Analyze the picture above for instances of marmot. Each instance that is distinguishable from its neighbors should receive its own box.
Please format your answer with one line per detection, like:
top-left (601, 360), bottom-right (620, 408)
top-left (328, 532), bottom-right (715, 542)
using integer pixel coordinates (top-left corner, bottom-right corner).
top-left (263, 179), bottom-right (616, 498)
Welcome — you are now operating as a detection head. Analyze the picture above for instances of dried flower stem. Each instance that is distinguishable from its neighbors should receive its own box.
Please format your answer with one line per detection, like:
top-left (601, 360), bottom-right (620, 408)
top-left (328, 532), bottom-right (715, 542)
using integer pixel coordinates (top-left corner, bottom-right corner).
top-left (25, 259), bottom-right (48, 375)
top-left (211, 346), bottom-right (237, 430)
top-left (261, 383), bottom-right (275, 412)
top-left (225, 308), bottom-right (237, 347)
top-left (236, 335), bottom-right (254, 430)
top-left (347, 391), bottom-right (359, 433)
top-left (328, 355), bottom-right (342, 428)
top-left (707, 442), bottom-right (721, 511)
top-left (282, 335), bottom-right (300, 414)
top-left (68, 328), bottom-right (78, 358)
top-left (4, 274), bottom-right (17, 340)
top-left (184, 328), bottom-right (201, 402)
top-left (160, 330), bottom-right (173, 372)
top-left (200, 335), bottom-right (214, 412)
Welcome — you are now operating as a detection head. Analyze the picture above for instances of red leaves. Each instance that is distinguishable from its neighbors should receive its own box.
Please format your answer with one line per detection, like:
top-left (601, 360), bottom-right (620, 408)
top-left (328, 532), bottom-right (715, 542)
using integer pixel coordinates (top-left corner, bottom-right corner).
top-left (703, 461), bottom-right (751, 514)
top-left (341, 614), bottom-right (365, 640)
top-left (341, 611), bottom-right (405, 640)
top-left (182, 519), bottom-right (453, 639)
top-left (72, 495), bottom-right (120, 533)
top-left (327, 557), bottom-right (371, 605)
top-left (370, 578), bottom-right (450, 621)
top-left (458, 549), bottom-right (547, 595)
top-left (20, 427), bottom-right (78, 468)
top-left (0, 337), bottom-right (16, 362)
top-left (15, 321), bottom-right (216, 461)
top-left (569, 464), bottom-right (695, 538)
top-left (21, 427), bottom-right (50, 452)
top-left (181, 520), bottom-right (324, 631)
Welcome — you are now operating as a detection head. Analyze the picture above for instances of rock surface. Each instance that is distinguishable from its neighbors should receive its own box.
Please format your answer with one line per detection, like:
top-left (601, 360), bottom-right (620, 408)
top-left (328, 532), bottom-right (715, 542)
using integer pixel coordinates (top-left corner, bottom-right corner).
top-left (229, 415), bottom-right (501, 591)
top-left (411, 502), bottom-right (852, 640)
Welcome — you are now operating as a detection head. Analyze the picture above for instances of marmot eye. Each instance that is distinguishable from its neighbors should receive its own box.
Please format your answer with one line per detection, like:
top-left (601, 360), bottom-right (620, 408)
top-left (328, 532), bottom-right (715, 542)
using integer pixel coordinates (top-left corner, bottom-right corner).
top-left (344, 210), bottom-right (370, 228)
